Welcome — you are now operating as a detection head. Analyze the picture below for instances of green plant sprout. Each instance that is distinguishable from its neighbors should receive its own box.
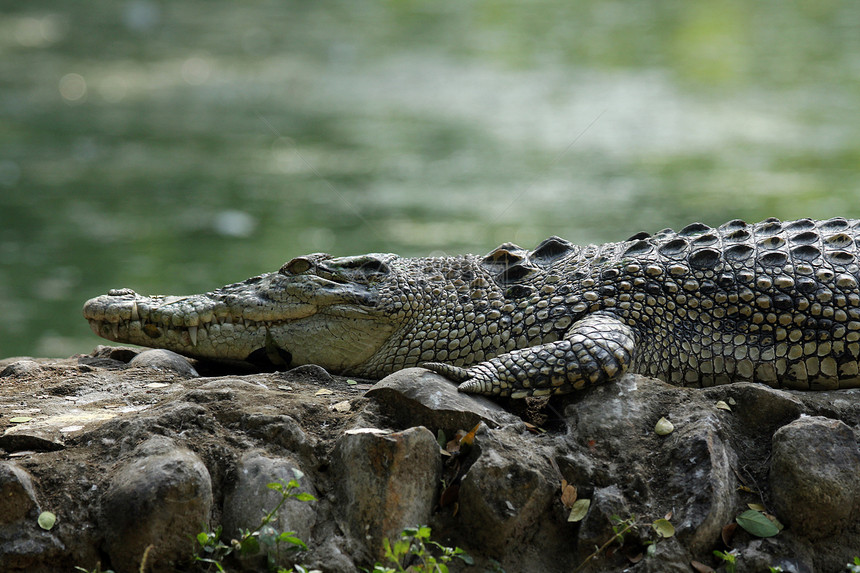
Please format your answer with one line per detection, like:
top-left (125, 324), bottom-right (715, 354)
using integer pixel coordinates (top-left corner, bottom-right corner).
top-left (368, 526), bottom-right (473, 573)
top-left (195, 477), bottom-right (317, 573)
top-left (714, 549), bottom-right (738, 573)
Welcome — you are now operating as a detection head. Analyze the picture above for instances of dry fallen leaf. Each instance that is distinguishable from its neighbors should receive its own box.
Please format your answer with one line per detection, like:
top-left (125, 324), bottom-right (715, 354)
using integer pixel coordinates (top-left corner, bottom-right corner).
top-left (721, 522), bottom-right (738, 547)
top-left (690, 560), bottom-right (715, 573)
top-left (654, 417), bottom-right (674, 436)
top-left (460, 422), bottom-right (482, 447)
top-left (560, 480), bottom-right (578, 509)
top-left (314, 388), bottom-right (334, 396)
top-left (715, 400), bottom-right (732, 411)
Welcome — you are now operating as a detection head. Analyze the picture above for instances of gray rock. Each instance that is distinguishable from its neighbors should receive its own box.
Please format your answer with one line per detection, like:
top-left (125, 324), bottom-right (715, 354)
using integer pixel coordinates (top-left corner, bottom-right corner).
top-left (129, 349), bottom-right (199, 377)
top-left (575, 485), bottom-right (630, 564)
top-left (770, 416), bottom-right (860, 539)
top-left (240, 413), bottom-right (318, 463)
top-left (661, 413), bottom-right (737, 554)
top-left (221, 453), bottom-right (317, 569)
top-left (0, 425), bottom-right (65, 453)
top-left (0, 463), bottom-right (66, 571)
top-left (734, 537), bottom-right (815, 573)
top-left (100, 436), bottom-right (213, 573)
top-left (0, 359), bottom-right (42, 378)
top-left (0, 461), bottom-right (38, 523)
top-left (457, 431), bottom-right (556, 559)
top-left (332, 426), bottom-right (441, 562)
top-left (365, 367), bottom-right (520, 431)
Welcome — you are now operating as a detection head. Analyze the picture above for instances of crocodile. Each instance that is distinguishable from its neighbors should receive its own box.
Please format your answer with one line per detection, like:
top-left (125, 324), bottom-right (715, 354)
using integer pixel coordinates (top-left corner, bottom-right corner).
top-left (83, 217), bottom-right (860, 398)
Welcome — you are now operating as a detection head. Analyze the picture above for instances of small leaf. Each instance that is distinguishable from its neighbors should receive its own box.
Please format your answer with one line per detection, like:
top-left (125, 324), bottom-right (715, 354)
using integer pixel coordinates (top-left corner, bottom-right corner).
top-left (197, 532), bottom-right (210, 545)
top-left (240, 535), bottom-right (260, 555)
top-left (294, 492), bottom-right (317, 502)
top-left (567, 498), bottom-right (590, 522)
top-left (314, 388), bottom-right (334, 396)
top-left (37, 511), bottom-right (56, 530)
top-left (9, 417), bottom-right (32, 423)
top-left (654, 417), bottom-right (674, 436)
top-left (736, 509), bottom-right (779, 538)
top-left (690, 560), bottom-right (715, 573)
top-left (560, 481), bottom-right (578, 509)
top-left (346, 379), bottom-right (357, 385)
top-left (721, 522), bottom-right (738, 546)
top-left (652, 518), bottom-right (675, 538)
top-left (747, 503), bottom-right (766, 512)
top-left (278, 533), bottom-right (308, 549)
top-left (715, 400), bottom-right (732, 411)
top-left (460, 422), bottom-right (482, 447)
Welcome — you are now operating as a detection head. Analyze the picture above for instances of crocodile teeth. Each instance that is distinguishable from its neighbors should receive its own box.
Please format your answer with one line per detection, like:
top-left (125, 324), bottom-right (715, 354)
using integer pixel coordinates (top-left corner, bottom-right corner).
top-left (111, 323), bottom-right (119, 340)
top-left (188, 325), bottom-right (198, 347)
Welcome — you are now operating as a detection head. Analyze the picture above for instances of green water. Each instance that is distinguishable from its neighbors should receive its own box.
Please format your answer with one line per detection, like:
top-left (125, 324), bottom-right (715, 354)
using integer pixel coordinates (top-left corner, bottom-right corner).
top-left (1, 1), bottom-right (860, 358)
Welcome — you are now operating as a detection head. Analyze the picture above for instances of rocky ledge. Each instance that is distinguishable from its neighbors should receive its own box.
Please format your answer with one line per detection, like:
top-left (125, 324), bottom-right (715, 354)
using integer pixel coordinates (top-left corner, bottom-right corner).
top-left (1, 347), bottom-right (859, 573)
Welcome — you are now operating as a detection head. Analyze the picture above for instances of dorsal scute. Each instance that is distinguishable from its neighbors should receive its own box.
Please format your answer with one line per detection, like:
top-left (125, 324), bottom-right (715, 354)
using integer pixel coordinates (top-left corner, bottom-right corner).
top-left (530, 236), bottom-right (574, 265)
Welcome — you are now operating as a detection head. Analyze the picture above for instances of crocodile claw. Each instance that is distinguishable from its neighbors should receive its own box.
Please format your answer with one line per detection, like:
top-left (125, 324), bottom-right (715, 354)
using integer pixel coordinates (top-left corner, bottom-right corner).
top-left (423, 362), bottom-right (473, 383)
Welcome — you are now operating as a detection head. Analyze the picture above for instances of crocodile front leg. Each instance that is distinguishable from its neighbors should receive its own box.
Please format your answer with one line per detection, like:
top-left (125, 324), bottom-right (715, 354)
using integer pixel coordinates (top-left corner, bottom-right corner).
top-left (425, 312), bottom-right (637, 398)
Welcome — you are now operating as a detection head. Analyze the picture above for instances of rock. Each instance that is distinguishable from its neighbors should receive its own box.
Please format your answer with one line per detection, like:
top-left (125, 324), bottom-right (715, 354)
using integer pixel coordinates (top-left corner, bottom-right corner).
top-left (0, 462), bottom-right (39, 523)
top-left (240, 414), bottom-right (317, 462)
top-left (332, 426), bottom-right (441, 562)
top-left (0, 360), bottom-right (42, 378)
top-left (574, 485), bottom-right (631, 564)
top-left (457, 430), bottom-right (556, 562)
top-left (0, 425), bottom-right (65, 453)
top-left (660, 413), bottom-right (737, 554)
top-left (100, 436), bottom-right (213, 573)
top-left (129, 349), bottom-right (199, 377)
top-left (734, 537), bottom-right (815, 573)
top-left (365, 367), bottom-right (520, 431)
top-left (221, 453), bottom-right (317, 569)
top-left (770, 416), bottom-right (860, 539)
top-left (701, 382), bottom-right (802, 436)
top-left (0, 462), bottom-right (65, 572)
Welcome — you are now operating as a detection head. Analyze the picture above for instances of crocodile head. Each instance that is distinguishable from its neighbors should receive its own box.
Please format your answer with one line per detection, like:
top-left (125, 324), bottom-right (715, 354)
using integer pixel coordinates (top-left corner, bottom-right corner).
top-left (83, 252), bottom-right (413, 374)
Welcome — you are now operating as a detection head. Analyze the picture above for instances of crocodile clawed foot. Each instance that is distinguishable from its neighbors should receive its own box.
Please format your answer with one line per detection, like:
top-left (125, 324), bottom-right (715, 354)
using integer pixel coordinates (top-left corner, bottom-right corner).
top-left (423, 362), bottom-right (473, 383)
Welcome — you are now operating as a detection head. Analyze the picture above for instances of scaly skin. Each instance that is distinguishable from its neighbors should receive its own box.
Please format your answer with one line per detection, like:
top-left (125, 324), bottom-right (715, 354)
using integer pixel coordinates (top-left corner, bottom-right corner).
top-left (84, 218), bottom-right (860, 398)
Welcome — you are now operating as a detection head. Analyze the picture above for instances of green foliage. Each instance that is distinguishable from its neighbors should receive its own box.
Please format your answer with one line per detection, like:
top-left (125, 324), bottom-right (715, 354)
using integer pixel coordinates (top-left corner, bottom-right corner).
top-left (713, 549), bottom-right (738, 573)
top-left (368, 526), bottom-right (473, 573)
top-left (194, 478), bottom-right (317, 573)
top-left (735, 509), bottom-right (779, 538)
top-left (847, 556), bottom-right (860, 573)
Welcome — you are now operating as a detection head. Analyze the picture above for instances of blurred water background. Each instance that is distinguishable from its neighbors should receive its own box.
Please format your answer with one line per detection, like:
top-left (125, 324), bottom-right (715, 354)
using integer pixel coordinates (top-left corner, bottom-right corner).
top-left (2, 1), bottom-right (860, 358)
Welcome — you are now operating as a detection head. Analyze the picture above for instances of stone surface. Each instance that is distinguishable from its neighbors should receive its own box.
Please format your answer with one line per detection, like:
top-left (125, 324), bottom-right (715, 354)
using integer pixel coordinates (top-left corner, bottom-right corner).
top-left (457, 429), bottom-right (556, 560)
top-left (99, 436), bottom-right (213, 573)
top-left (0, 461), bottom-right (39, 523)
top-left (129, 348), bottom-right (200, 377)
top-left (221, 453), bottom-right (317, 569)
top-left (332, 426), bottom-right (442, 562)
top-left (770, 416), bottom-right (860, 539)
top-left (2, 351), bottom-right (860, 572)
top-left (365, 367), bottom-right (520, 430)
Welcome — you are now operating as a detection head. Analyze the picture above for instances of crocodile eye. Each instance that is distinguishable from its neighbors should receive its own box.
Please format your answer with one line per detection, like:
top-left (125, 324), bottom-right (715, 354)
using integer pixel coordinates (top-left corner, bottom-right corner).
top-left (280, 257), bottom-right (312, 275)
